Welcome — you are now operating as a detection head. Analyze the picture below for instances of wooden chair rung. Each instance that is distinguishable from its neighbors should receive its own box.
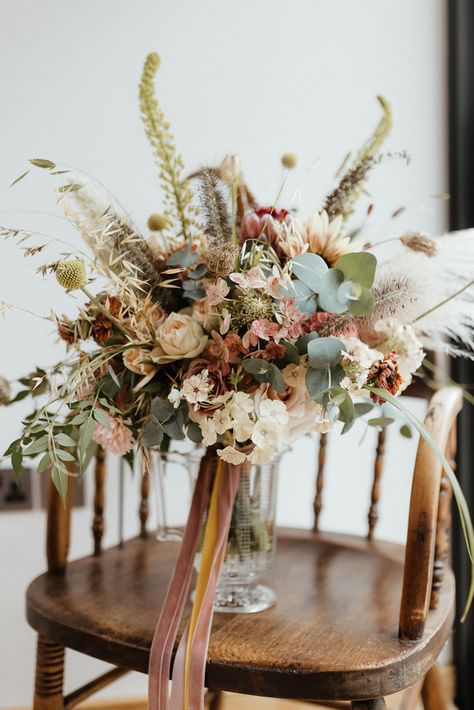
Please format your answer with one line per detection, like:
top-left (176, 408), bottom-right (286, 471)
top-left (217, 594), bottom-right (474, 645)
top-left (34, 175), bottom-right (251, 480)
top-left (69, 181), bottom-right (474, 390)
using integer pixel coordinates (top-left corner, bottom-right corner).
top-left (64, 667), bottom-right (129, 709)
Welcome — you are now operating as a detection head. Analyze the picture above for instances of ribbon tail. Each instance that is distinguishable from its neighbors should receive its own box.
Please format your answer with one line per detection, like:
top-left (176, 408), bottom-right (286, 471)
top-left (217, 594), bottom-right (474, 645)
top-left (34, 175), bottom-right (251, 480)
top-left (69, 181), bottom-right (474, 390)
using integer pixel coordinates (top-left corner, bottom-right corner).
top-left (185, 462), bottom-right (241, 710)
top-left (148, 450), bottom-right (214, 710)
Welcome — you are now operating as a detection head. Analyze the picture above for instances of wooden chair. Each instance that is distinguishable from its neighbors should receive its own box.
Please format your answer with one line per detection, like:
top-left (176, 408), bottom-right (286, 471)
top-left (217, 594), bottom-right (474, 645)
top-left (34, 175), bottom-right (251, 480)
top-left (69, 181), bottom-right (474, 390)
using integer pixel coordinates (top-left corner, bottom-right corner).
top-left (26, 385), bottom-right (462, 709)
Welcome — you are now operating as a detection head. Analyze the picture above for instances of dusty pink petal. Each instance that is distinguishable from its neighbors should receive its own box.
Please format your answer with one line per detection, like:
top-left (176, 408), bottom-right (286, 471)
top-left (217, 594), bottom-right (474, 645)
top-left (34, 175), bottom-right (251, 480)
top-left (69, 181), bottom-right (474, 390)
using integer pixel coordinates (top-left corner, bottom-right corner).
top-left (92, 415), bottom-right (134, 456)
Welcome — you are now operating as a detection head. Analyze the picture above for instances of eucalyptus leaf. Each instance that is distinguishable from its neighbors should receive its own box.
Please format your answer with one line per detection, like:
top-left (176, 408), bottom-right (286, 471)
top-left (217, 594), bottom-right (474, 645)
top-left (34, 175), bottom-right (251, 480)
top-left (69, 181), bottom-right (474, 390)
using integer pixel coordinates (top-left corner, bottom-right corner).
top-left (354, 402), bottom-right (374, 417)
top-left (291, 253), bottom-right (328, 292)
top-left (141, 422), bottom-right (164, 448)
top-left (305, 364), bottom-right (344, 399)
top-left (348, 287), bottom-right (375, 317)
top-left (400, 424), bottom-right (413, 438)
top-left (166, 247), bottom-right (199, 267)
top-left (187, 422), bottom-right (203, 443)
top-left (296, 332), bottom-right (320, 355)
top-left (151, 396), bottom-right (175, 423)
top-left (307, 337), bottom-right (344, 369)
top-left (56, 449), bottom-right (76, 462)
top-left (336, 252), bottom-right (377, 288)
top-left (317, 269), bottom-right (347, 313)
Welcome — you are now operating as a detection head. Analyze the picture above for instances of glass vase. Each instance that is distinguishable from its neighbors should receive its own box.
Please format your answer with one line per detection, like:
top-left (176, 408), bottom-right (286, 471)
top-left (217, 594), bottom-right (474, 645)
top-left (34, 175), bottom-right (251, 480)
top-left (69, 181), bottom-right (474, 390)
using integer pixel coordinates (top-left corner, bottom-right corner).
top-left (196, 453), bottom-right (280, 614)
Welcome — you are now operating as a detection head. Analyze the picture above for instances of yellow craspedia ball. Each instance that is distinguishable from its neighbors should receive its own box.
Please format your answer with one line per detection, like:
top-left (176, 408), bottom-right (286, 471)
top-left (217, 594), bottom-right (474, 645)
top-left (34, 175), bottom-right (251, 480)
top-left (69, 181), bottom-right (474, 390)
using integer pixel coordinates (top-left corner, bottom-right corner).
top-left (281, 152), bottom-right (298, 169)
top-left (147, 213), bottom-right (170, 232)
top-left (56, 259), bottom-right (87, 291)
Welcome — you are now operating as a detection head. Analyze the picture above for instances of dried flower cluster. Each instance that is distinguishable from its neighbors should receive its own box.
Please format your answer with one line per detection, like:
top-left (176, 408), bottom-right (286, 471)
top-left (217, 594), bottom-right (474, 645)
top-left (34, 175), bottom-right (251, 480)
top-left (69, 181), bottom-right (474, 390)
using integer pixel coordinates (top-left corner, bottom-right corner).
top-left (2, 54), bottom-right (474, 503)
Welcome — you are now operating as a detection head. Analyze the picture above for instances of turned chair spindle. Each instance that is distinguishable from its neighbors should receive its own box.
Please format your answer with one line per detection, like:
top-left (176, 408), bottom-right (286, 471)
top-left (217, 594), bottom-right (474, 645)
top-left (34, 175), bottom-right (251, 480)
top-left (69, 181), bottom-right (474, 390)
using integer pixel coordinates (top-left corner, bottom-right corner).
top-left (313, 432), bottom-right (328, 532)
top-left (92, 447), bottom-right (106, 556)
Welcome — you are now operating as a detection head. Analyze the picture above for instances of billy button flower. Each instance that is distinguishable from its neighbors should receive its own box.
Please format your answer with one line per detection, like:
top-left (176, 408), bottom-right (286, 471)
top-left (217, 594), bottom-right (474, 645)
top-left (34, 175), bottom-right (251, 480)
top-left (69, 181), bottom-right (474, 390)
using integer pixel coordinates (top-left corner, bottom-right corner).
top-left (55, 259), bottom-right (132, 340)
top-left (55, 258), bottom-right (87, 291)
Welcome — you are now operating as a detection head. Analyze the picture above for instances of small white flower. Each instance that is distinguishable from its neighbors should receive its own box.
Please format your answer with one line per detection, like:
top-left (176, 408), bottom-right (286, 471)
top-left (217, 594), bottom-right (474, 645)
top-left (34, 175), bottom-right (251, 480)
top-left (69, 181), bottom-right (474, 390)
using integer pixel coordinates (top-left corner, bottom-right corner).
top-left (256, 398), bottom-right (289, 427)
top-left (217, 446), bottom-right (247, 465)
top-left (181, 370), bottom-right (212, 407)
top-left (200, 417), bottom-right (217, 446)
top-left (251, 417), bottom-right (285, 449)
top-left (248, 447), bottom-right (274, 465)
top-left (168, 387), bottom-right (182, 408)
top-left (232, 413), bottom-right (254, 442)
top-left (212, 407), bottom-right (232, 435)
top-left (228, 391), bottom-right (254, 418)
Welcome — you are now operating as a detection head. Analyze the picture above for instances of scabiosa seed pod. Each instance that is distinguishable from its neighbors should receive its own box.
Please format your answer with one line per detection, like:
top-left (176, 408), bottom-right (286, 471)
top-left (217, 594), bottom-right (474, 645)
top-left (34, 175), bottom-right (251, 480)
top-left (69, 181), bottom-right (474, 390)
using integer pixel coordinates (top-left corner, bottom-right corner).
top-left (0, 376), bottom-right (11, 405)
top-left (206, 243), bottom-right (239, 277)
top-left (147, 213), bottom-right (170, 232)
top-left (281, 152), bottom-right (298, 169)
top-left (56, 259), bottom-right (87, 291)
top-left (400, 231), bottom-right (437, 257)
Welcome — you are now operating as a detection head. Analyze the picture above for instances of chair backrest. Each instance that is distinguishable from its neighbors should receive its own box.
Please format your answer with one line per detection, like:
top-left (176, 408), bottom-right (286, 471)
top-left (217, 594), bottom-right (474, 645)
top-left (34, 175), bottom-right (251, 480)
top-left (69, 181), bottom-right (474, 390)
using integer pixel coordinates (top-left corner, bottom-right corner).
top-left (311, 384), bottom-right (462, 641)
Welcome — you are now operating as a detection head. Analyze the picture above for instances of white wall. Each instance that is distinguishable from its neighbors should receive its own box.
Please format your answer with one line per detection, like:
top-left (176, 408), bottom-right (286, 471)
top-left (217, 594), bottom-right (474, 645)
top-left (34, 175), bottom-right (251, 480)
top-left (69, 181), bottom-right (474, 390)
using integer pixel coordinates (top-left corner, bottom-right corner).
top-left (0, 0), bottom-right (447, 706)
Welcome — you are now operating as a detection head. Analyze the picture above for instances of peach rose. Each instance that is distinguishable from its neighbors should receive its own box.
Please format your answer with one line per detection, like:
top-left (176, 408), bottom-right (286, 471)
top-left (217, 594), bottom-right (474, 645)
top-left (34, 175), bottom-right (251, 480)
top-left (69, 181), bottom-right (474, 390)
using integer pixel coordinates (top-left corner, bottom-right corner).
top-left (151, 312), bottom-right (208, 364)
top-left (123, 347), bottom-right (155, 376)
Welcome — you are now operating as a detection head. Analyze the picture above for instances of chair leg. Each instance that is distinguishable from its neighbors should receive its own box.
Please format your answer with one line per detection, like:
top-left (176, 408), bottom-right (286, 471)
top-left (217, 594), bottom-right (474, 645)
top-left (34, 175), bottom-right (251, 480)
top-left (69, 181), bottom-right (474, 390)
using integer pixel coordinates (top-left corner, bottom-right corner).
top-left (351, 701), bottom-right (386, 710)
top-left (206, 689), bottom-right (223, 709)
top-left (33, 634), bottom-right (65, 710)
top-left (421, 664), bottom-right (448, 710)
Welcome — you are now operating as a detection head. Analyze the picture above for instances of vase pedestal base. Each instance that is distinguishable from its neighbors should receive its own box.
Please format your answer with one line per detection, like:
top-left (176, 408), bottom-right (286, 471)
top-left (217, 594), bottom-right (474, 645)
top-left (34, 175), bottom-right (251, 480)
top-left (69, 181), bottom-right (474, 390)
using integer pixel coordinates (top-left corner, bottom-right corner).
top-left (192, 583), bottom-right (276, 614)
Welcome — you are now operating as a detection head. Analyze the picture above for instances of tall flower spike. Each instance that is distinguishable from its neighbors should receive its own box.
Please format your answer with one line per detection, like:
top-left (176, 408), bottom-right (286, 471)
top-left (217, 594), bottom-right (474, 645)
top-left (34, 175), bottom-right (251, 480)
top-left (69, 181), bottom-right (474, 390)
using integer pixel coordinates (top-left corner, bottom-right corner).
top-left (139, 52), bottom-right (197, 243)
top-left (324, 95), bottom-right (393, 222)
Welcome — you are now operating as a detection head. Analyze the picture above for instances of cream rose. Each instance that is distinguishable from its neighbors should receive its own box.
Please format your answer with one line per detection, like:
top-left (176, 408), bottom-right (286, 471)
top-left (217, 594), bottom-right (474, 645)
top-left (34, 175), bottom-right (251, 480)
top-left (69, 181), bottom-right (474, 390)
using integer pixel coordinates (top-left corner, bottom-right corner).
top-left (151, 312), bottom-right (208, 364)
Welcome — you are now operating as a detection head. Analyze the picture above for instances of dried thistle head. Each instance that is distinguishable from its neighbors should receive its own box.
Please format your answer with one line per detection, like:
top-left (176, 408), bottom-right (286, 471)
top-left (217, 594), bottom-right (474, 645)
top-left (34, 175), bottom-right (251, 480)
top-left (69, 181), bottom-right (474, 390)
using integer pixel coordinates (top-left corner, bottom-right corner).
top-left (56, 259), bottom-right (87, 291)
top-left (230, 290), bottom-right (274, 328)
top-left (400, 231), bottom-right (437, 257)
top-left (206, 243), bottom-right (239, 277)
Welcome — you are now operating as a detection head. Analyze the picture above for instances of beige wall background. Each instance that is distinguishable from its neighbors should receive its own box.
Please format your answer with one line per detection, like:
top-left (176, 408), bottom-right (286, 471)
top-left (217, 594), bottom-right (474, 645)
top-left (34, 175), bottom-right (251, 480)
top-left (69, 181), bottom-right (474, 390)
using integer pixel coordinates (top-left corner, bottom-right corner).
top-left (0, 0), bottom-right (447, 706)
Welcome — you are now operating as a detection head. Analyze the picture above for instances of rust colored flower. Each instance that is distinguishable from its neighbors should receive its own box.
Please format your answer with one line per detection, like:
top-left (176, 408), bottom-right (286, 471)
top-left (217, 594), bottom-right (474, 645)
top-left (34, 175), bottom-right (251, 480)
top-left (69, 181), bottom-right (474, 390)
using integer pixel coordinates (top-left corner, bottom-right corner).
top-left (265, 342), bottom-right (286, 360)
top-left (57, 318), bottom-right (77, 345)
top-left (91, 314), bottom-right (113, 343)
top-left (302, 312), bottom-right (336, 334)
top-left (368, 352), bottom-right (403, 403)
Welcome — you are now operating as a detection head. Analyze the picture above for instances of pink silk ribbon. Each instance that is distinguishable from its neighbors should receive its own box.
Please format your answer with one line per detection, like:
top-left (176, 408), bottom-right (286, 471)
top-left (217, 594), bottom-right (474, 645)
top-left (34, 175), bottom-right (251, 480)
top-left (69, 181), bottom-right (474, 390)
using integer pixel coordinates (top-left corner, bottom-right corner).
top-left (148, 450), bottom-right (214, 710)
top-left (171, 462), bottom-right (241, 709)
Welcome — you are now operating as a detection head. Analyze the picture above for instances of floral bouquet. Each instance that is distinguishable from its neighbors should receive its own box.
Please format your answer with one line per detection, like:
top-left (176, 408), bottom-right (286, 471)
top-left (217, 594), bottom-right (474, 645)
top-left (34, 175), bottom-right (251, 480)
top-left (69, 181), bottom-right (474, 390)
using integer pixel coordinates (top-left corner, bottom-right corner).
top-left (2, 53), bottom-right (474, 709)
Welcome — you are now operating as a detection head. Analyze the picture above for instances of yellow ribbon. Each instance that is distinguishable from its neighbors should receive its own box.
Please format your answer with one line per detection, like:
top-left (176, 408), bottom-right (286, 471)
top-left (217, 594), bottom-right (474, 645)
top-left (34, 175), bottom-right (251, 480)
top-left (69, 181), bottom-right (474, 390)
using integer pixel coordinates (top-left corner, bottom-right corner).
top-left (183, 459), bottom-right (223, 709)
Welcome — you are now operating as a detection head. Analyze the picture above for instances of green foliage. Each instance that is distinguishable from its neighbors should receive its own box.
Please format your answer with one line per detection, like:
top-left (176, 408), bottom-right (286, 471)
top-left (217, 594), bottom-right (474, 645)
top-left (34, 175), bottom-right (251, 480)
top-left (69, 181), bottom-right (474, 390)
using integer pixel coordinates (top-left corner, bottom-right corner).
top-left (336, 252), bottom-right (376, 289)
top-left (139, 53), bottom-right (196, 243)
top-left (242, 358), bottom-right (286, 393)
top-left (307, 337), bottom-right (344, 369)
top-left (291, 253), bottom-right (328, 292)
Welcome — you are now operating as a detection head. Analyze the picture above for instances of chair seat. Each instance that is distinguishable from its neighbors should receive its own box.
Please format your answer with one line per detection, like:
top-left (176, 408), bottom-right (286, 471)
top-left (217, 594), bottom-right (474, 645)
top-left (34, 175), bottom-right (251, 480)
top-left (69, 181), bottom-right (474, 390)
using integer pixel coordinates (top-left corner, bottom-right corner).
top-left (26, 528), bottom-right (454, 701)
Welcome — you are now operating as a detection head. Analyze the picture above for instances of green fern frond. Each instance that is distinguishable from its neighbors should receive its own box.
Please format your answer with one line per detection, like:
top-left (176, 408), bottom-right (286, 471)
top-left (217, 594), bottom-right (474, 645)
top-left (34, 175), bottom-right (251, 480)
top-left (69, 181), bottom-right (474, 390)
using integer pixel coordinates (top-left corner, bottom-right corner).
top-left (139, 53), bottom-right (196, 243)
